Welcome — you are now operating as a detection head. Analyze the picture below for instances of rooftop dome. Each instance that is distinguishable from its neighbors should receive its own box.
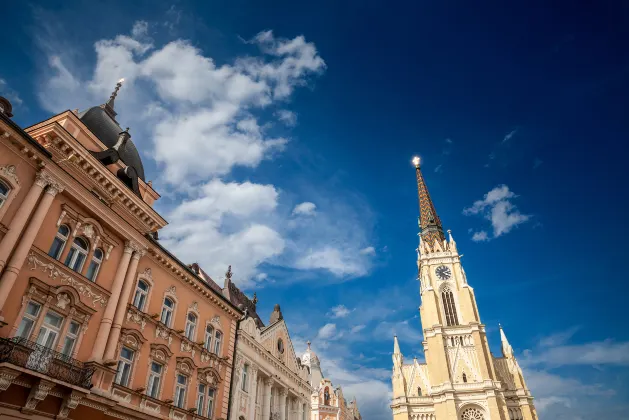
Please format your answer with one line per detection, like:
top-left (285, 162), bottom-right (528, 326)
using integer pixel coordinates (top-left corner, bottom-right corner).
top-left (79, 106), bottom-right (145, 181)
top-left (301, 340), bottom-right (320, 366)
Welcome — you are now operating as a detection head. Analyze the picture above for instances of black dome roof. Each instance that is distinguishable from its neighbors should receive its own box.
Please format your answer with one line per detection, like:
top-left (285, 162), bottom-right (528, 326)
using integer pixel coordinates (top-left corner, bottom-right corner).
top-left (79, 106), bottom-right (146, 181)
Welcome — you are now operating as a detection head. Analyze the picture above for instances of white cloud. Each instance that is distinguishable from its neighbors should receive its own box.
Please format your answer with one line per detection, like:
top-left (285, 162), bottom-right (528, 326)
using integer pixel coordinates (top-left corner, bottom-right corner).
top-left (502, 128), bottom-right (518, 143)
top-left (359, 246), bottom-right (375, 256)
top-left (295, 247), bottom-right (367, 277)
top-left (276, 109), bottom-right (297, 126)
top-left (328, 305), bottom-right (352, 319)
top-left (317, 323), bottom-right (338, 340)
top-left (463, 185), bottom-right (530, 240)
top-left (471, 231), bottom-right (489, 242)
top-left (292, 201), bottom-right (316, 216)
top-left (350, 325), bottom-right (366, 334)
top-left (0, 78), bottom-right (23, 106)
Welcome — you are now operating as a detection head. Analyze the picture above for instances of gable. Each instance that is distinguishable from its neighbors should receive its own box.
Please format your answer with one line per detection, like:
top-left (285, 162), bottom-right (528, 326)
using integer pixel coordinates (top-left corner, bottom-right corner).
top-left (260, 319), bottom-right (300, 374)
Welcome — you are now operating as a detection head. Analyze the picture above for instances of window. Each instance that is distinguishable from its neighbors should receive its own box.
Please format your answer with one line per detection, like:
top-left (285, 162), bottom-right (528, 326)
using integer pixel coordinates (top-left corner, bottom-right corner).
top-left (461, 407), bottom-right (484, 420)
top-left (0, 180), bottom-right (9, 209)
top-left (147, 361), bottom-right (163, 398)
top-left (206, 388), bottom-right (215, 418)
top-left (115, 347), bottom-right (135, 387)
top-left (213, 330), bottom-right (222, 355)
top-left (174, 374), bottom-right (188, 408)
top-left (442, 288), bottom-right (459, 326)
top-left (462, 372), bottom-right (468, 383)
top-left (160, 298), bottom-right (174, 327)
top-left (48, 225), bottom-right (70, 259)
top-left (241, 363), bottom-right (249, 392)
top-left (185, 312), bottom-right (197, 341)
top-left (324, 387), bottom-right (330, 405)
top-left (16, 301), bottom-right (42, 339)
top-left (196, 383), bottom-right (206, 415)
top-left (204, 325), bottom-right (214, 351)
top-left (64, 237), bottom-right (89, 273)
top-left (133, 280), bottom-right (149, 311)
top-left (277, 338), bottom-right (284, 354)
top-left (417, 386), bottom-right (422, 396)
top-left (61, 320), bottom-right (80, 356)
top-left (35, 310), bottom-right (64, 349)
top-left (85, 248), bottom-right (103, 282)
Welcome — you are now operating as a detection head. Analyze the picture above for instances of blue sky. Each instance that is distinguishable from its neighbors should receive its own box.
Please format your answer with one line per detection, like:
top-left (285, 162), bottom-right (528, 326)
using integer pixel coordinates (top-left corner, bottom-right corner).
top-left (2, 1), bottom-right (629, 419)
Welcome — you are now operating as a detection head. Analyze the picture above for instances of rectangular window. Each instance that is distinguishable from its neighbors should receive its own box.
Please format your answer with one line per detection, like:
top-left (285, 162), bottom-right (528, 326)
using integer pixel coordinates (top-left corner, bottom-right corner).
top-left (61, 320), bottom-right (81, 356)
top-left (147, 362), bottom-right (163, 398)
top-left (174, 374), bottom-right (188, 408)
top-left (16, 301), bottom-right (42, 339)
top-left (196, 383), bottom-right (206, 415)
top-left (241, 364), bottom-right (248, 392)
top-left (35, 310), bottom-right (64, 349)
top-left (115, 347), bottom-right (135, 387)
top-left (213, 331), bottom-right (222, 355)
top-left (206, 388), bottom-right (215, 418)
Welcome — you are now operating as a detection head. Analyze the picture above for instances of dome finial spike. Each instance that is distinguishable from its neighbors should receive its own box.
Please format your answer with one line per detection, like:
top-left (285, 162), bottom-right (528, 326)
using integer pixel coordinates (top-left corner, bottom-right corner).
top-left (104, 78), bottom-right (125, 119)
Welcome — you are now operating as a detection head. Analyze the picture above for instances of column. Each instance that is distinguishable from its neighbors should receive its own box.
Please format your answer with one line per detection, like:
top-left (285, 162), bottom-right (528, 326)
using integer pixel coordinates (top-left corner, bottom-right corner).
top-left (279, 388), bottom-right (287, 420)
top-left (103, 245), bottom-right (144, 361)
top-left (261, 378), bottom-right (272, 420)
top-left (0, 181), bottom-right (63, 318)
top-left (247, 368), bottom-right (258, 420)
top-left (0, 172), bottom-right (48, 273)
top-left (89, 242), bottom-right (134, 362)
top-left (297, 401), bottom-right (303, 420)
top-left (229, 355), bottom-right (243, 420)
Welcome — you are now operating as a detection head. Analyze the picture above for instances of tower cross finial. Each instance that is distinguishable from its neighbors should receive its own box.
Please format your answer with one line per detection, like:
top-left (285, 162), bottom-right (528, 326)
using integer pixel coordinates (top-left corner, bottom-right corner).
top-left (413, 156), bottom-right (445, 251)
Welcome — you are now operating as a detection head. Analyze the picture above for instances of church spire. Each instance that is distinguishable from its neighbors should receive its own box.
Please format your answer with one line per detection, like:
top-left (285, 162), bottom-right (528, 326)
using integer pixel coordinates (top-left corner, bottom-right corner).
top-left (393, 335), bottom-right (401, 355)
top-left (413, 156), bottom-right (445, 248)
top-left (104, 78), bottom-right (124, 120)
top-left (500, 324), bottom-right (514, 358)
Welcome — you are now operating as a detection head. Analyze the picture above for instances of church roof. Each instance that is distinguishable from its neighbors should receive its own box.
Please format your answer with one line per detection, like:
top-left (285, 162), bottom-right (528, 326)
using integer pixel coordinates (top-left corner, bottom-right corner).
top-left (413, 156), bottom-right (445, 247)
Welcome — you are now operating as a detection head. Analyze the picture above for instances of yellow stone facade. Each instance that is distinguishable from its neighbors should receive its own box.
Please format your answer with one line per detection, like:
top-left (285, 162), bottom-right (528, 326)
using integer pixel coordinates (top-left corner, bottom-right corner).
top-left (390, 159), bottom-right (537, 420)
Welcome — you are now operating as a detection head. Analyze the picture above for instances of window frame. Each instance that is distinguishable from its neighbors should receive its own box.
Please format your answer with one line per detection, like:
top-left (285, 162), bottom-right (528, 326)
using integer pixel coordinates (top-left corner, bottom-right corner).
top-left (60, 320), bottom-right (81, 356)
top-left (160, 297), bottom-right (175, 327)
top-left (16, 301), bottom-right (42, 339)
top-left (146, 361), bottom-right (163, 399)
top-left (174, 373), bottom-right (188, 409)
top-left (213, 330), bottom-right (222, 355)
top-left (241, 363), bottom-right (249, 392)
top-left (49, 225), bottom-right (70, 260)
top-left (196, 383), bottom-right (206, 415)
top-left (35, 309), bottom-right (64, 349)
top-left (441, 286), bottom-right (459, 326)
top-left (133, 280), bottom-right (150, 311)
top-left (64, 236), bottom-right (90, 273)
top-left (184, 312), bottom-right (197, 341)
top-left (115, 346), bottom-right (135, 387)
top-left (0, 179), bottom-right (9, 210)
top-left (85, 248), bottom-right (104, 282)
top-left (204, 324), bottom-right (214, 351)
top-left (206, 387), bottom-right (215, 418)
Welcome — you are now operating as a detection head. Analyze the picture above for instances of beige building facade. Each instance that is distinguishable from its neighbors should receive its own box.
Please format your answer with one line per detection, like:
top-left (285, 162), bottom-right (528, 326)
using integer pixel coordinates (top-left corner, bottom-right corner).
top-left (390, 157), bottom-right (537, 420)
top-left (301, 344), bottom-right (361, 420)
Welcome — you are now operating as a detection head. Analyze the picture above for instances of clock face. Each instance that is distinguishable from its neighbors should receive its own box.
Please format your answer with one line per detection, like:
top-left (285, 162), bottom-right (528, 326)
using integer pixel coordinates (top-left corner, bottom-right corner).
top-left (435, 265), bottom-right (452, 280)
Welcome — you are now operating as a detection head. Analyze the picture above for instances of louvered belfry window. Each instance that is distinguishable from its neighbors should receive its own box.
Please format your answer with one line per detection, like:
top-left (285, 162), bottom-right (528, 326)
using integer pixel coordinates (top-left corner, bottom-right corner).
top-left (442, 288), bottom-right (459, 326)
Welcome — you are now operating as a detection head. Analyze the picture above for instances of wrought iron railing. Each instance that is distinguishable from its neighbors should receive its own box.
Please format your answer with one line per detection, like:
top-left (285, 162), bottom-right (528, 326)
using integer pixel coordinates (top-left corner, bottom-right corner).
top-left (0, 337), bottom-right (94, 388)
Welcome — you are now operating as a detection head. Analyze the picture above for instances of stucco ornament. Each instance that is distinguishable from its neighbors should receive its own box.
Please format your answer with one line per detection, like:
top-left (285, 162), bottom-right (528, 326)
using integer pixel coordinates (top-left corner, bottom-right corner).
top-left (82, 224), bottom-right (95, 239)
top-left (0, 165), bottom-right (19, 185)
top-left (55, 293), bottom-right (71, 309)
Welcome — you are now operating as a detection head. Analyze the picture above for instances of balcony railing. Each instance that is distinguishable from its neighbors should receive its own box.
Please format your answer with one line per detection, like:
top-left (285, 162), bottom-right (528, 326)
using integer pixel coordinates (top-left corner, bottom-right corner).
top-left (0, 337), bottom-right (94, 389)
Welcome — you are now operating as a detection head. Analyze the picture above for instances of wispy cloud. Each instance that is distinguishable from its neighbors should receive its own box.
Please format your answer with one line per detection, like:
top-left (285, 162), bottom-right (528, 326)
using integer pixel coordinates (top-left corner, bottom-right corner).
top-left (463, 185), bottom-right (530, 240)
top-left (502, 128), bottom-right (518, 143)
top-left (292, 201), bottom-right (316, 216)
top-left (276, 109), bottom-right (298, 126)
top-left (0, 78), bottom-right (23, 107)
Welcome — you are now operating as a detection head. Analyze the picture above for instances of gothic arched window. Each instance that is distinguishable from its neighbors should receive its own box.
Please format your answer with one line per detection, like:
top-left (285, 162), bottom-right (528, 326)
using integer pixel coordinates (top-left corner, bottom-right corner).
top-left (417, 386), bottom-right (422, 396)
top-left (324, 387), bottom-right (330, 405)
top-left (441, 287), bottom-right (459, 326)
top-left (462, 372), bottom-right (468, 383)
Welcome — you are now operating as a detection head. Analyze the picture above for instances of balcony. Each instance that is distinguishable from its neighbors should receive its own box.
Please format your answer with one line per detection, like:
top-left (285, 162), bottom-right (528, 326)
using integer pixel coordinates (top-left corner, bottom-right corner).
top-left (0, 337), bottom-right (94, 389)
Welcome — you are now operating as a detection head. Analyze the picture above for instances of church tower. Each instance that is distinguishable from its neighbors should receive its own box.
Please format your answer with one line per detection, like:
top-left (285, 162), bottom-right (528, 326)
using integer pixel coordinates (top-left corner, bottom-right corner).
top-left (390, 157), bottom-right (537, 420)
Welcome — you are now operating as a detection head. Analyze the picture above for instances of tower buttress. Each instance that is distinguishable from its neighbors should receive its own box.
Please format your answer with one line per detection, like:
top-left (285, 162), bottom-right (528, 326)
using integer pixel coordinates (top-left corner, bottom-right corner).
top-left (392, 336), bottom-right (407, 399)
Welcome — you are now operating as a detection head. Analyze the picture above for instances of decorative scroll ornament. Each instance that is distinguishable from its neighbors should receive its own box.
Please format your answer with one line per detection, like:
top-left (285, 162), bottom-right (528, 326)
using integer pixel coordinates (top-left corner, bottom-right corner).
top-left (155, 326), bottom-right (172, 346)
top-left (0, 165), bottom-right (19, 185)
top-left (126, 309), bottom-right (147, 331)
top-left (82, 224), bottom-right (95, 239)
top-left (27, 253), bottom-right (107, 307)
top-left (211, 316), bottom-right (221, 327)
top-left (56, 293), bottom-right (71, 309)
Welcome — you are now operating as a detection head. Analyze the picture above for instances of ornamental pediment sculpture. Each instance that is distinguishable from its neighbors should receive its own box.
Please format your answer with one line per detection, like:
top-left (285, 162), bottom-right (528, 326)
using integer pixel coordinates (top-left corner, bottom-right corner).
top-left (155, 326), bottom-right (173, 346)
top-left (126, 308), bottom-right (147, 331)
top-left (211, 315), bottom-right (221, 327)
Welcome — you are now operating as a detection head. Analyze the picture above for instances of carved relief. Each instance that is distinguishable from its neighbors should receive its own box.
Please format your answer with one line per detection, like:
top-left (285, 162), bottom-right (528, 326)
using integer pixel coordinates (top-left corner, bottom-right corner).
top-left (180, 340), bottom-right (196, 357)
top-left (0, 165), bottom-right (19, 185)
top-left (155, 326), bottom-right (173, 347)
top-left (126, 309), bottom-right (147, 331)
top-left (82, 224), bottom-right (95, 239)
top-left (27, 253), bottom-right (108, 307)
top-left (24, 379), bottom-right (55, 411)
top-left (211, 315), bottom-right (221, 328)
top-left (56, 293), bottom-right (71, 309)
top-left (57, 390), bottom-right (85, 419)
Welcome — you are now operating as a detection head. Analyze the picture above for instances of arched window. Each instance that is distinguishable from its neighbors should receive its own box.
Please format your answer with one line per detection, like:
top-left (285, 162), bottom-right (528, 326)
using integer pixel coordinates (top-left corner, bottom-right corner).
top-left (0, 180), bottom-right (9, 209)
top-left (161, 297), bottom-right (175, 327)
top-left (241, 363), bottom-right (249, 391)
top-left (213, 330), bottom-right (222, 355)
top-left (204, 325), bottom-right (214, 351)
top-left (64, 237), bottom-right (89, 272)
top-left (462, 372), bottom-right (468, 383)
top-left (86, 248), bottom-right (103, 281)
top-left (133, 280), bottom-right (149, 311)
top-left (185, 312), bottom-right (197, 340)
top-left (461, 407), bottom-right (484, 420)
top-left (48, 225), bottom-right (70, 259)
top-left (417, 386), bottom-right (422, 396)
top-left (324, 387), bottom-right (330, 405)
top-left (442, 287), bottom-right (459, 326)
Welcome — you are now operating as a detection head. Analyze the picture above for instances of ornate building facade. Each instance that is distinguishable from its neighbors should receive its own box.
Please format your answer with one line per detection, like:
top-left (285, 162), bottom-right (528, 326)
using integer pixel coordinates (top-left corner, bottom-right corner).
top-left (191, 264), bottom-right (313, 420)
top-left (301, 343), bottom-right (361, 420)
top-left (0, 92), bottom-right (241, 420)
top-left (390, 157), bottom-right (537, 420)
